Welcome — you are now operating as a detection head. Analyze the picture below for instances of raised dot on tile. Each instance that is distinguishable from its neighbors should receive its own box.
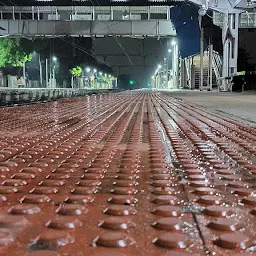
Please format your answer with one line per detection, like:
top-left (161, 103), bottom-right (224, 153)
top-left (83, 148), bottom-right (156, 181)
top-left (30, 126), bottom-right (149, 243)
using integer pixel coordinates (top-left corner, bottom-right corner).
top-left (152, 217), bottom-right (182, 231)
top-left (214, 232), bottom-right (251, 249)
top-left (207, 218), bottom-right (240, 231)
top-left (56, 204), bottom-right (88, 216)
top-left (151, 187), bottom-right (177, 195)
top-left (0, 231), bottom-right (14, 246)
top-left (232, 189), bottom-right (255, 197)
top-left (111, 187), bottom-right (138, 195)
top-left (71, 187), bottom-right (98, 195)
top-left (108, 195), bottom-right (138, 205)
top-left (204, 206), bottom-right (233, 217)
top-left (2, 179), bottom-right (27, 187)
top-left (65, 195), bottom-right (94, 204)
top-left (8, 204), bottom-right (41, 215)
top-left (31, 230), bottom-right (75, 249)
top-left (198, 195), bottom-right (223, 205)
top-left (99, 216), bottom-right (136, 230)
top-left (241, 197), bottom-right (256, 206)
top-left (194, 187), bottom-right (218, 196)
top-left (154, 233), bottom-right (191, 249)
top-left (0, 186), bottom-right (18, 194)
top-left (46, 216), bottom-right (83, 229)
top-left (0, 215), bottom-right (29, 228)
top-left (151, 195), bottom-right (178, 205)
top-left (21, 195), bottom-right (51, 204)
top-left (104, 205), bottom-right (137, 216)
top-left (151, 206), bottom-right (182, 217)
top-left (93, 232), bottom-right (134, 248)
top-left (30, 187), bottom-right (58, 194)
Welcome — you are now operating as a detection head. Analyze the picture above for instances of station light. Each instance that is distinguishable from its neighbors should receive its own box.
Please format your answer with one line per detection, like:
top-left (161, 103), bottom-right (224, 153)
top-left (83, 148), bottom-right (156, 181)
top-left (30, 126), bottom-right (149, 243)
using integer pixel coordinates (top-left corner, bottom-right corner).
top-left (171, 39), bottom-right (177, 46)
top-left (99, 72), bottom-right (103, 76)
top-left (93, 68), bottom-right (97, 73)
top-left (52, 56), bottom-right (57, 61)
top-left (168, 49), bottom-right (172, 53)
top-left (86, 67), bottom-right (91, 73)
top-left (158, 64), bottom-right (162, 69)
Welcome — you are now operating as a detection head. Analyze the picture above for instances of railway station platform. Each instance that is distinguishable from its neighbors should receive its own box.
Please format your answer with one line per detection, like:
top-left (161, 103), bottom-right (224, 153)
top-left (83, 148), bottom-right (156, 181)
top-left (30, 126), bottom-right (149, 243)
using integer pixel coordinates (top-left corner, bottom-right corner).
top-left (0, 90), bottom-right (255, 256)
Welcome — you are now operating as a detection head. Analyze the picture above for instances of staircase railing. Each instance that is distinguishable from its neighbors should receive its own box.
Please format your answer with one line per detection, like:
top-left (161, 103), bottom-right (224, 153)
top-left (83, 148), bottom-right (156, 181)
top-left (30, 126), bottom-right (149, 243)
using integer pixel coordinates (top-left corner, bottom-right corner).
top-left (212, 50), bottom-right (222, 80)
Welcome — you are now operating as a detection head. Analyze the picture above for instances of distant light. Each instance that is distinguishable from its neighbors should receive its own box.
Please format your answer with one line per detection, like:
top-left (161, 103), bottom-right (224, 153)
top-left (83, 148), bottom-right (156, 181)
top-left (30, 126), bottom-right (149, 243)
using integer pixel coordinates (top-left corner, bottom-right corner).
top-left (86, 67), bottom-right (91, 73)
top-left (168, 49), bottom-right (172, 53)
top-left (93, 68), bottom-right (97, 73)
top-left (151, 76), bottom-right (154, 79)
top-left (108, 75), bottom-right (111, 78)
top-left (52, 56), bottom-right (57, 61)
top-left (171, 39), bottom-right (177, 46)
top-left (158, 65), bottom-right (162, 69)
top-left (129, 80), bottom-right (135, 85)
top-left (99, 72), bottom-right (103, 75)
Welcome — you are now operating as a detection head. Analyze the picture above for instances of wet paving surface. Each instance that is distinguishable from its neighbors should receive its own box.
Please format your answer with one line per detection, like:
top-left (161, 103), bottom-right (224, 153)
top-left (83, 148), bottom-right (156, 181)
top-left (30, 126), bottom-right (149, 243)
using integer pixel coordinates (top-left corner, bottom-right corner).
top-left (0, 91), bottom-right (255, 256)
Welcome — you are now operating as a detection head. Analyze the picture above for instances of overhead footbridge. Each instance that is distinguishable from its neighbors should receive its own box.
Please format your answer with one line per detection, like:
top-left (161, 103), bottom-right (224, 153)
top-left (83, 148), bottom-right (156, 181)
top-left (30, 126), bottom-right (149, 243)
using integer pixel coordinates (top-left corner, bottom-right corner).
top-left (0, 5), bottom-right (178, 37)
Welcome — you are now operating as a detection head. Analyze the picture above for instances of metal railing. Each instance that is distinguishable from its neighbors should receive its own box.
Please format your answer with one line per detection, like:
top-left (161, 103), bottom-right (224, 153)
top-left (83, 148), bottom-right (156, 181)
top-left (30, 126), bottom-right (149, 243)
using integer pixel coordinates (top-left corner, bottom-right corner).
top-left (213, 11), bottom-right (256, 28)
top-left (212, 50), bottom-right (222, 79)
top-left (184, 58), bottom-right (192, 89)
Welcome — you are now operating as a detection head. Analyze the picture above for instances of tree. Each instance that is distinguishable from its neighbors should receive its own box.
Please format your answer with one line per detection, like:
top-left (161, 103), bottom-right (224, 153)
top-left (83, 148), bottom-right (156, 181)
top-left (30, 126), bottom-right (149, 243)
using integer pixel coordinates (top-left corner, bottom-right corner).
top-left (0, 38), bottom-right (32, 68)
top-left (71, 66), bottom-right (82, 77)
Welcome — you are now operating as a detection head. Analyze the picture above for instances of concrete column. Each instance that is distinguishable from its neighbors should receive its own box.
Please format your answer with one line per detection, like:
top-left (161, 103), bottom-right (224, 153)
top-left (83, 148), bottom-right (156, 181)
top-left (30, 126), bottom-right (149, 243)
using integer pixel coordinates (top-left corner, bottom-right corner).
top-left (200, 26), bottom-right (204, 91)
top-left (229, 13), bottom-right (239, 74)
top-left (222, 13), bottom-right (239, 87)
top-left (164, 58), bottom-right (168, 89)
top-left (191, 64), bottom-right (195, 90)
top-left (209, 44), bottom-right (213, 91)
top-left (180, 59), bottom-right (186, 89)
top-left (46, 59), bottom-right (49, 88)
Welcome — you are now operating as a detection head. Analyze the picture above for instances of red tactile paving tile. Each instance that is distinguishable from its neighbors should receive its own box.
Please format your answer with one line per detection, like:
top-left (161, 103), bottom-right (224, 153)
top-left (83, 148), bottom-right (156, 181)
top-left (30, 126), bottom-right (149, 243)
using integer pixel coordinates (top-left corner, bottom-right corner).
top-left (0, 92), bottom-right (255, 256)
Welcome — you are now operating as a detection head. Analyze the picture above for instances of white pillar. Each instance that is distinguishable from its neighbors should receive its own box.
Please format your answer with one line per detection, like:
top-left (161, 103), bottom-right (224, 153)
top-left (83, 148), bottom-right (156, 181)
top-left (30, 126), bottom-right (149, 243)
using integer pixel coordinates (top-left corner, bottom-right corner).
top-left (39, 54), bottom-right (43, 86)
top-left (200, 26), bottom-right (204, 91)
top-left (191, 63), bottom-right (195, 90)
top-left (23, 62), bottom-right (26, 87)
top-left (222, 14), bottom-right (239, 77)
top-left (45, 59), bottom-right (48, 88)
top-left (229, 13), bottom-right (239, 74)
top-left (172, 43), bottom-right (179, 88)
top-left (71, 76), bottom-right (74, 88)
top-left (164, 58), bottom-right (168, 89)
top-left (209, 44), bottom-right (213, 91)
top-left (53, 67), bottom-right (56, 88)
